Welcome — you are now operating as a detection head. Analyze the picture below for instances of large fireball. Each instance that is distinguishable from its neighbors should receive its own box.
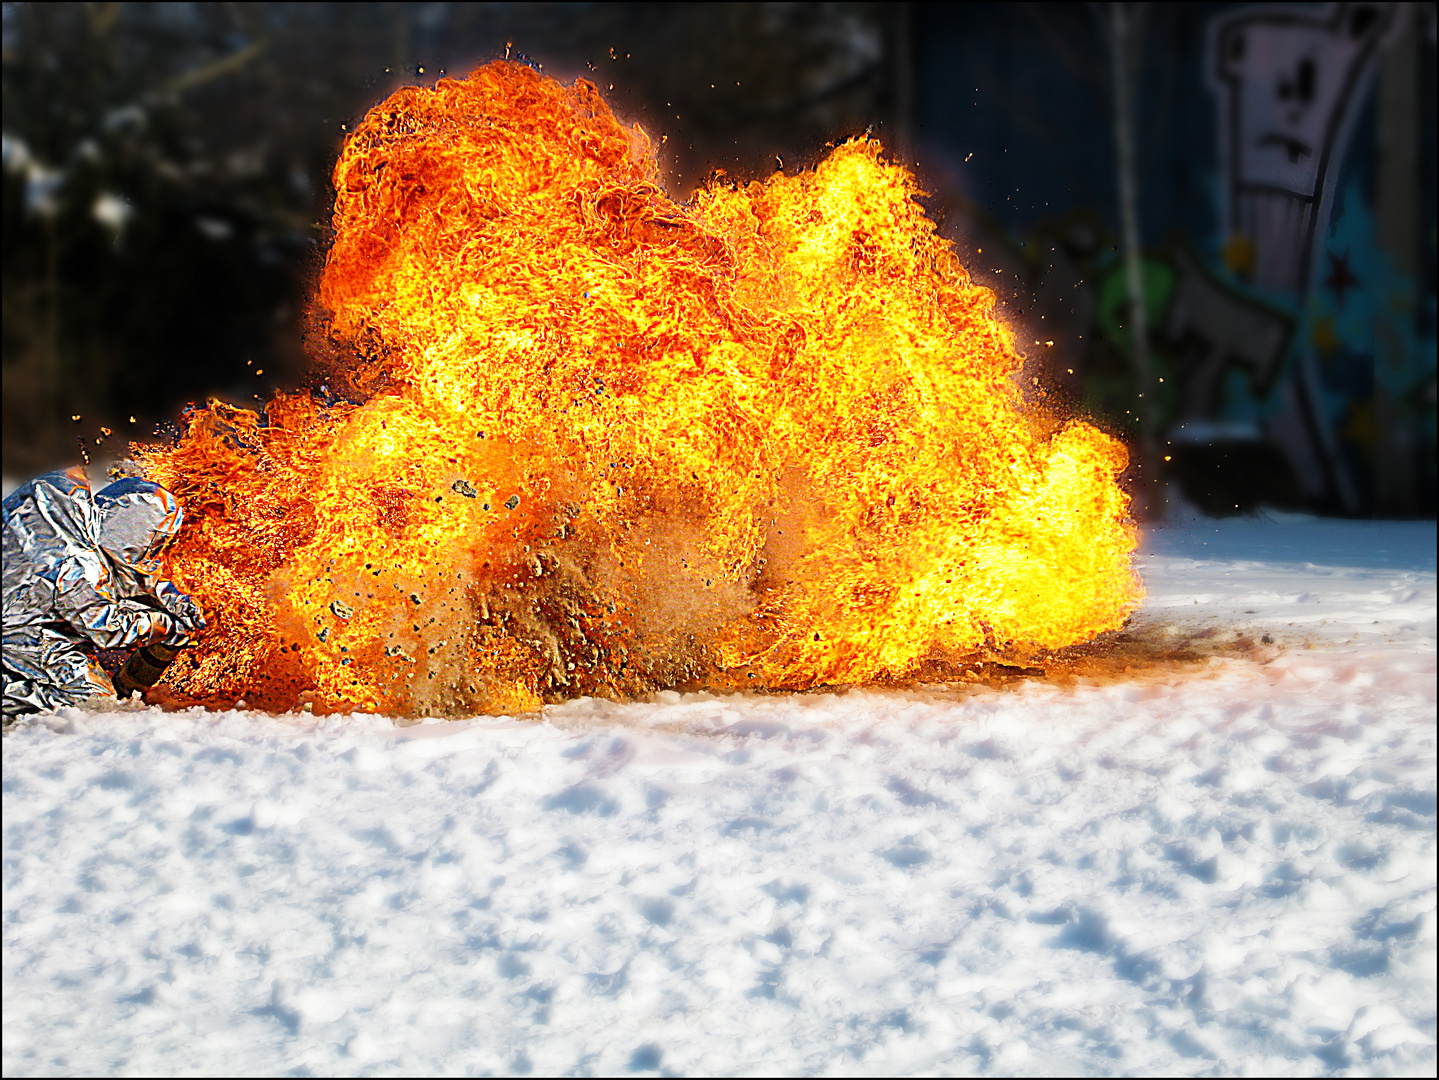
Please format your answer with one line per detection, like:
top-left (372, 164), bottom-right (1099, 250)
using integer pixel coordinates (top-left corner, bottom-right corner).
top-left (139, 61), bottom-right (1140, 715)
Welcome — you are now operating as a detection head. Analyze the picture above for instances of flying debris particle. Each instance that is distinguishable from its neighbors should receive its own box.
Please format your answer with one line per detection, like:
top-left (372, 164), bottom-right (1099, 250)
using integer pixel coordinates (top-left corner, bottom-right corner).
top-left (452, 479), bottom-right (478, 498)
top-left (330, 600), bottom-right (354, 619)
top-left (505, 495), bottom-right (520, 510)
top-left (71, 415), bottom-right (82, 423)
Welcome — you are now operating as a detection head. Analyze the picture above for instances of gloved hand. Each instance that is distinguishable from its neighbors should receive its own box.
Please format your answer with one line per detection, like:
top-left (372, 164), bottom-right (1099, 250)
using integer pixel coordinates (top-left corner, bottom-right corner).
top-left (152, 581), bottom-right (205, 640)
top-left (159, 594), bottom-right (206, 644)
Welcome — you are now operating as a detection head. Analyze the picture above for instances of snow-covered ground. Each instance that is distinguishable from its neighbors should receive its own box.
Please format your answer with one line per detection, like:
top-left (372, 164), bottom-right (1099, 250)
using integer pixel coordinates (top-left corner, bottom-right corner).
top-left (4, 515), bottom-right (1435, 1077)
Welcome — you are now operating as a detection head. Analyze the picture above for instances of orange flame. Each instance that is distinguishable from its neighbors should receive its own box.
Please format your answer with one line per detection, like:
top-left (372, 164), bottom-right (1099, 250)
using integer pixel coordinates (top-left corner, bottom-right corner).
top-left (138, 62), bottom-right (1140, 716)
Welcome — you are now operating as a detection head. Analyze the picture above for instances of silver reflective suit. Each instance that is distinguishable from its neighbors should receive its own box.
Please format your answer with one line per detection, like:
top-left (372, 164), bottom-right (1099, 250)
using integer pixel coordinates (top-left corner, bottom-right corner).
top-left (2, 468), bottom-right (204, 716)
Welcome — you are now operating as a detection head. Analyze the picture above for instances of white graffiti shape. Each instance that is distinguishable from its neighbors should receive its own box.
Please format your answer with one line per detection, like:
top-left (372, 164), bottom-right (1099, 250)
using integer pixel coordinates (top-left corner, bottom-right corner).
top-left (1210, 3), bottom-right (1394, 292)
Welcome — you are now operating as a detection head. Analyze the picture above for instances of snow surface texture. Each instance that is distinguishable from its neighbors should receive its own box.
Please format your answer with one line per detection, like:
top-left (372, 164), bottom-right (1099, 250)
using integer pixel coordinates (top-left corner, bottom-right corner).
top-left (4, 516), bottom-right (1435, 1078)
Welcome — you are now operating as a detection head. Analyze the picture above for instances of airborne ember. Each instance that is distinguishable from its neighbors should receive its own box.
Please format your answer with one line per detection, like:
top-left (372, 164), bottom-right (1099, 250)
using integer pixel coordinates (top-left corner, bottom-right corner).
top-left (137, 61), bottom-right (1140, 716)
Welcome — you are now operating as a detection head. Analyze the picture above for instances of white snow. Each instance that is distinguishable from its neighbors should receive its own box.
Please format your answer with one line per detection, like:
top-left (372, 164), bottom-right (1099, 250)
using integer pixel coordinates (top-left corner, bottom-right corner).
top-left (4, 515), bottom-right (1435, 1077)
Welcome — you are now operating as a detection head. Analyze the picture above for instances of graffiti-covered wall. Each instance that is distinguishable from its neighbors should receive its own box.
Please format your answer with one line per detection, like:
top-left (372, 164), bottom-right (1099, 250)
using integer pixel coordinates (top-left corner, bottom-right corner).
top-left (915, 1), bottom-right (1436, 516)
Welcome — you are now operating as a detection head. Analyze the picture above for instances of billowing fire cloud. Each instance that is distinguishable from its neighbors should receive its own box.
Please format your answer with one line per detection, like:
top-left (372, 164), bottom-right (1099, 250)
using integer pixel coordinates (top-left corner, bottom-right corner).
top-left (138, 62), bottom-right (1140, 716)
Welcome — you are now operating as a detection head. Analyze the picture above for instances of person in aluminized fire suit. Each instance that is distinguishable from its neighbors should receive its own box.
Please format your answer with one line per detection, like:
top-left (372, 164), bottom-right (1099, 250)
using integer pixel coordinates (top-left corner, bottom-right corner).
top-left (2, 467), bottom-right (204, 718)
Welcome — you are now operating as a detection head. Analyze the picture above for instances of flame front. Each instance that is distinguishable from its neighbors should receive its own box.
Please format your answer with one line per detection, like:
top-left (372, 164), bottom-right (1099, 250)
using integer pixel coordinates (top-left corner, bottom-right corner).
top-left (139, 62), bottom-right (1141, 715)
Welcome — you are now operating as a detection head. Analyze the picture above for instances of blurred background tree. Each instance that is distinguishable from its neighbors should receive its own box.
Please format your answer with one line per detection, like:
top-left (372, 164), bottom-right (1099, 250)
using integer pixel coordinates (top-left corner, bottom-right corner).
top-left (4, 2), bottom-right (324, 470)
